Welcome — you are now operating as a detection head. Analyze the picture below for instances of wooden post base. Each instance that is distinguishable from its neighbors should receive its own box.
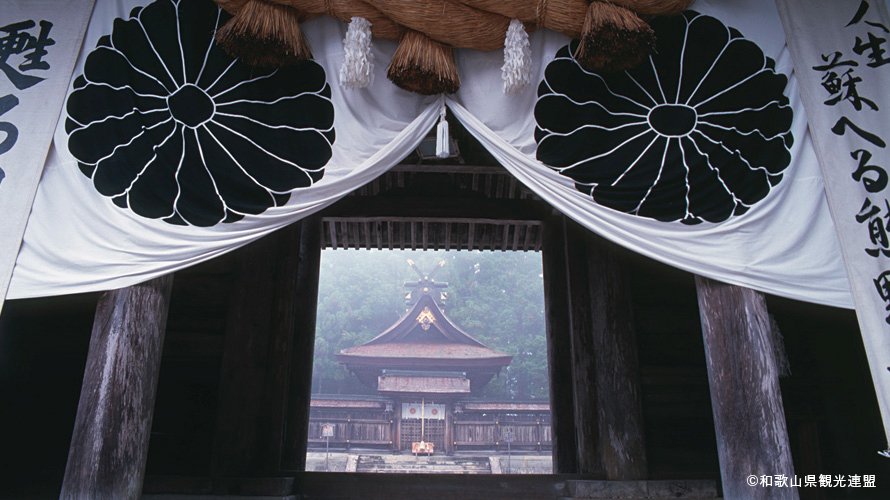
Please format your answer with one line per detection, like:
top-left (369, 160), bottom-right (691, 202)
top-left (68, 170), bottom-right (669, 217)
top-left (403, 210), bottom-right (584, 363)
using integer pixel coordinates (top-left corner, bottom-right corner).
top-left (695, 276), bottom-right (797, 500)
top-left (61, 274), bottom-right (173, 500)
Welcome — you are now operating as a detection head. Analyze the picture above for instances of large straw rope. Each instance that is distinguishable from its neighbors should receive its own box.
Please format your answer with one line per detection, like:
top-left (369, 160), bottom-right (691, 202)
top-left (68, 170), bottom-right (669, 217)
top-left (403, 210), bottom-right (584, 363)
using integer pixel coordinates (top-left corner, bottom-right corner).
top-left (218, 0), bottom-right (692, 50)
top-left (212, 0), bottom-right (694, 91)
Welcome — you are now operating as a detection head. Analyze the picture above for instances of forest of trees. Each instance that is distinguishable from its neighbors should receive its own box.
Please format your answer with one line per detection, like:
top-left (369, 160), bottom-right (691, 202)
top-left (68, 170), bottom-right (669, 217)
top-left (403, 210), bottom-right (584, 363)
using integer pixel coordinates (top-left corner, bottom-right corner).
top-left (311, 249), bottom-right (549, 400)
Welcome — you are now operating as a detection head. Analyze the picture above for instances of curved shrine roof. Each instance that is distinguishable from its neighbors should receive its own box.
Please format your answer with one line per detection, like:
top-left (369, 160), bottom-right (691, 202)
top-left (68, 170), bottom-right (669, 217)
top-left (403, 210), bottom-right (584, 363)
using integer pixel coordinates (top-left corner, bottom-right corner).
top-left (338, 343), bottom-right (512, 364)
top-left (337, 294), bottom-right (512, 368)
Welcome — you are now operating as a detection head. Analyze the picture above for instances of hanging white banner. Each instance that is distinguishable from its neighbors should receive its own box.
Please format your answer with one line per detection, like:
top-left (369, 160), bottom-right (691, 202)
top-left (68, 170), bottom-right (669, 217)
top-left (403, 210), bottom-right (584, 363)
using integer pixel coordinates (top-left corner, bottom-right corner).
top-left (402, 402), bottom-right (445, 420)
top-left (0, 0), bottom-right (95, 312)
top-left (449, 0), bottom-right (852, 308)
top-left (2, 0), bottom-right (858, 317)
top-left (6, 0), bottom-right (436, 300)
top-left (776, 0), bottom-right (890, 452)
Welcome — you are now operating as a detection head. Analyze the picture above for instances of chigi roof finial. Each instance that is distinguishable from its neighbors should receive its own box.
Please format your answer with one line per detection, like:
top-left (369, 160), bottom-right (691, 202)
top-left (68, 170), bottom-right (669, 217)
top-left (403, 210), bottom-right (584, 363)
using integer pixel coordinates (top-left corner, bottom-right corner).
top-left (404, 258), bottom-right (448, 309)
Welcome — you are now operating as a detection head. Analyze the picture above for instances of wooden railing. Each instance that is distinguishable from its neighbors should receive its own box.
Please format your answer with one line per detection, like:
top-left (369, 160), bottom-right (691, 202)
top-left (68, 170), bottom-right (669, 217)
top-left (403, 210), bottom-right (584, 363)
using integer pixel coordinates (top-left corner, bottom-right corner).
top-left (307, 412), bottom-right (552, 453)
top-left (452, 419), bottom-right (551, 452)
top-left (307, 416), bottom-right (395, 451)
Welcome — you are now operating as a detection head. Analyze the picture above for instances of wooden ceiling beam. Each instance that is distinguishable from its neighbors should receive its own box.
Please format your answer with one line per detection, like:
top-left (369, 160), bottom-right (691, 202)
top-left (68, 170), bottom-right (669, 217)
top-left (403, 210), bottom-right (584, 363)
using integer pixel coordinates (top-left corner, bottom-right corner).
top-left (322, 196), bottom-right (548, 222)
top-left (328, 220), bottom-right (338, 249)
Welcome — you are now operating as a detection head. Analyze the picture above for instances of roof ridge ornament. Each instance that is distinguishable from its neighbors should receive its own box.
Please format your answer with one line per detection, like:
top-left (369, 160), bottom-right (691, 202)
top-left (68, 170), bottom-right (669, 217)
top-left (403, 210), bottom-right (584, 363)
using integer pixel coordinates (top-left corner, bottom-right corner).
top-left (404, 259), bottom-right (449, 309)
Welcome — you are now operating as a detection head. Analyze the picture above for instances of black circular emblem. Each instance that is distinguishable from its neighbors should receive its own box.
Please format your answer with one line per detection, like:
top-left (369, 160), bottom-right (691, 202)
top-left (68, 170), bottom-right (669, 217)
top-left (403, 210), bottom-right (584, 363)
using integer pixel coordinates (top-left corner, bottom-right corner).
top-left (535, 11), bottom-right (794, 224)
top-left (66, 0), bottom-right (335, 226)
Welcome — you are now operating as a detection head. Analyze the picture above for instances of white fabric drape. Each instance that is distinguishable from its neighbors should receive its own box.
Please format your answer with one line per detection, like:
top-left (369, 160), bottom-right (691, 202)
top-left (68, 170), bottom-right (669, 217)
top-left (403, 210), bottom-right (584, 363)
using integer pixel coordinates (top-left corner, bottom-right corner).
top-left (449, 0), bottom-right (853, 308)
top-left (0, 0), bottom-right (95, 311)
top-left (4, 0), bottom-right (854, 314)
top-left (7, 2), bottom-right (437, 299)
top-left (776, 0), bottom-right (890, 451)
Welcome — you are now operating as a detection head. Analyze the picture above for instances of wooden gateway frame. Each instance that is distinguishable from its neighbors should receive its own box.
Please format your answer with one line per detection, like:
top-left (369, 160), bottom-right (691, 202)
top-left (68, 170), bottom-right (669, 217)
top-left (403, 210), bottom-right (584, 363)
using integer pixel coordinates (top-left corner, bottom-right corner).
top-left (3, 134), bottom-right (877, 499)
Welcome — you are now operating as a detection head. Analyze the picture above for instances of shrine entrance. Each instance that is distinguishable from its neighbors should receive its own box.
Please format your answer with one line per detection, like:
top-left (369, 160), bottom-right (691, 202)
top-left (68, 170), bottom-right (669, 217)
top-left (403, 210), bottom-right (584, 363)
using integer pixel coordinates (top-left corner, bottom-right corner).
top-left (399, 401), bottom-right (446, 452)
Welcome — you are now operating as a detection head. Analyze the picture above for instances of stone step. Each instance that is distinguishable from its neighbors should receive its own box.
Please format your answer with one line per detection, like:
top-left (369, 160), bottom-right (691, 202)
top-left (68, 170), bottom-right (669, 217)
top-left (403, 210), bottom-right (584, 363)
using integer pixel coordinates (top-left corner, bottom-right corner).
top-left (359, 468), bottom-right (492, 474)
top-left (358, 464), bottom-right (490, 469)
top-left (355, 464), bottom-right (492, 470)
top-left (354, 455), bottom-right (492, 474)
top-left (359, 464), bottom-right (490, 468)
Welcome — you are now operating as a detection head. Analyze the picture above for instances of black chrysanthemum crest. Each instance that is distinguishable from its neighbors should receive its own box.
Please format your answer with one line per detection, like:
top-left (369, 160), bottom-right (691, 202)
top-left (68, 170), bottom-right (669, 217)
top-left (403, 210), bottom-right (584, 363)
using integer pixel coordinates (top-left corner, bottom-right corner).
top-left (65, 0), bottom-right (335, 227)
top-left (535, 11), bottom-right (793, 224)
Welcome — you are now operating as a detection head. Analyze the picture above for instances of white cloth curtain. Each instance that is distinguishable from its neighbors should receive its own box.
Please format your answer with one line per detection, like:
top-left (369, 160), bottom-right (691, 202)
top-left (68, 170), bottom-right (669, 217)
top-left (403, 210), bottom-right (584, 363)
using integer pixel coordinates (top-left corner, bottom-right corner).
top-left (775, 0), bottom-right (890, 451)
top-left (5, 0), bottom-right (854, 312)
top-left (450, 0), bottom-right (853, 308)
top-left (0, 0), bottom-right (95, 310)
top-left (7, 1), bottom-right (438, 299)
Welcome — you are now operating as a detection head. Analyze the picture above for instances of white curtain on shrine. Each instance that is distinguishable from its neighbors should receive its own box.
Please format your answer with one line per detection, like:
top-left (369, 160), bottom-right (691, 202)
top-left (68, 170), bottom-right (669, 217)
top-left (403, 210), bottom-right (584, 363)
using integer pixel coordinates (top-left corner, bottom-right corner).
top-left (449, 0), bottom-right (853, 308)
top-left (4, 0), bottom-right (855, 311)
top-left (776, 0), bottom-right (890, 451)
top-left (0, 0), bottom-right (95, 310)
top-left (7, 2), bottom-right (438, 299)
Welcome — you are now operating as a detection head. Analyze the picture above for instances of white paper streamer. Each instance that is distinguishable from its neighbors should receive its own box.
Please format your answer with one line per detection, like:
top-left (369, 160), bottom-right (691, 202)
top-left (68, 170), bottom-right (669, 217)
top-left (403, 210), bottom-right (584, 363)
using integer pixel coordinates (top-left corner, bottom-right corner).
top-left (502, 19), bottom-right (532, 95)
top-left (339, 16), bottom-right (374, 89)
top-left (436, 98), bottom-right (450, 158)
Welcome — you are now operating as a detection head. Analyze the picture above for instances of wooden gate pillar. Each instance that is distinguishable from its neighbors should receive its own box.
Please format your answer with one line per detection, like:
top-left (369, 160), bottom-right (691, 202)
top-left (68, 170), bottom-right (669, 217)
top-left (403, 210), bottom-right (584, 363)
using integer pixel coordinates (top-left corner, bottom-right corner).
top-left (541, 215), bottom-right (579, 474)
top-left (211, 228), bottom-right (281, 477)
top-left (280, 216), bottom-right (323, 471)
top-left (394, 397), bottom-right (403, 452)
top-left (212, 217), bottom-right (322, 477)
top-left (60, 274), bottom-right (174, 500)
top-left (562, 220), bottom-right (647, 478)
top-left (563, 221), bottom-right (606, 477)
top-left (583, 228), bottom-right (647, 480)
top-left (695, 276), bottom-right (797, 500)
top-left (445, 403), bottom-right (455, 455)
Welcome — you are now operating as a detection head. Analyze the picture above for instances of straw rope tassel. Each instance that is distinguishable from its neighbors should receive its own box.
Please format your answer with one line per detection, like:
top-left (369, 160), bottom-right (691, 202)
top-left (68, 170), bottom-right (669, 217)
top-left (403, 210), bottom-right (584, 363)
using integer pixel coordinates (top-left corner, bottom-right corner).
top-left (340, 17), bottom-right (375, 89)
top-left (502, 19), bottom-right (532, 95)
top-left (574, 0), bottom-right (655, 73)
top-left (214, 0), bottom-right (311, 67)
top-left (436, 98), bottom-right (450, 158)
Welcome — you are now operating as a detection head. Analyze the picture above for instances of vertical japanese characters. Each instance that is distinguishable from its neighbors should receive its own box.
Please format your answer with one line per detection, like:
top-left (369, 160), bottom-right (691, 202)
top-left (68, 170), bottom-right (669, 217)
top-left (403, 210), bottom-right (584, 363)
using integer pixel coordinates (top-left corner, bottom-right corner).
top-left (0, 20), bottom-right (55, 184)
top-left (818, 2), bottom-right (890, 323)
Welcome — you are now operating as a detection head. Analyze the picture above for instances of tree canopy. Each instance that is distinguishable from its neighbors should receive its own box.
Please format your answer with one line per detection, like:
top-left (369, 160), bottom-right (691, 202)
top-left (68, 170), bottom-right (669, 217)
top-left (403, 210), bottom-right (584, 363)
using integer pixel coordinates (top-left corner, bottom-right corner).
top-left (311, 249), bottom-right (548, 400)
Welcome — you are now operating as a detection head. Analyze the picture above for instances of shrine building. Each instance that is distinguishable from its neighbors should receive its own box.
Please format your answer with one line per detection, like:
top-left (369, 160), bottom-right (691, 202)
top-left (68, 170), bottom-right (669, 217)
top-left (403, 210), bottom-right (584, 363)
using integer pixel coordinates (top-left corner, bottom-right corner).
top-left (308, 267), bottom-right (552, 455)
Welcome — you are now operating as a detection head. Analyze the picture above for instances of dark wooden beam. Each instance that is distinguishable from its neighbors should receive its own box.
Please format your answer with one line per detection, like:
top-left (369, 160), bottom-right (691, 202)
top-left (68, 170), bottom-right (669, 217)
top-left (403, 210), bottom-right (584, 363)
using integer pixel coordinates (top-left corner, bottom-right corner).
top-left (281, 216), bottom-right (324, 471)
top-left (211, 232), bottom-right (279, 477)
top-left (61, 274), bottom-right (174, 500)
top-left (584, 231), bottom-right (647, 480)
top-left (329, 220), bottom-right (338, 249)
top-left (541, 215), bottom-right (579, 474)
top-left (695, 276), bottom-right (796, 499)
top-left (259, 222), bottom-right (309, 472)
top-left (293, 472), bottom-right (568, 499)
top-left (524, 224), bottom-right (534, 250)
top-left (563, 221), bottom-right (606, 477)
top-left (210, 218), bottom-right (323, 476)
top-left (322, 196), bottom-right (548, 222)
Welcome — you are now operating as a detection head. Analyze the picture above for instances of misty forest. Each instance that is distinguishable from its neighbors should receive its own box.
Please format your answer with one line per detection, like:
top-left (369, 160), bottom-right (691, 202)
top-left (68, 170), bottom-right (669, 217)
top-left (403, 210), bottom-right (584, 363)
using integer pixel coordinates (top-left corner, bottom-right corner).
top-left (311, 250), bottom-right (548, 401)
